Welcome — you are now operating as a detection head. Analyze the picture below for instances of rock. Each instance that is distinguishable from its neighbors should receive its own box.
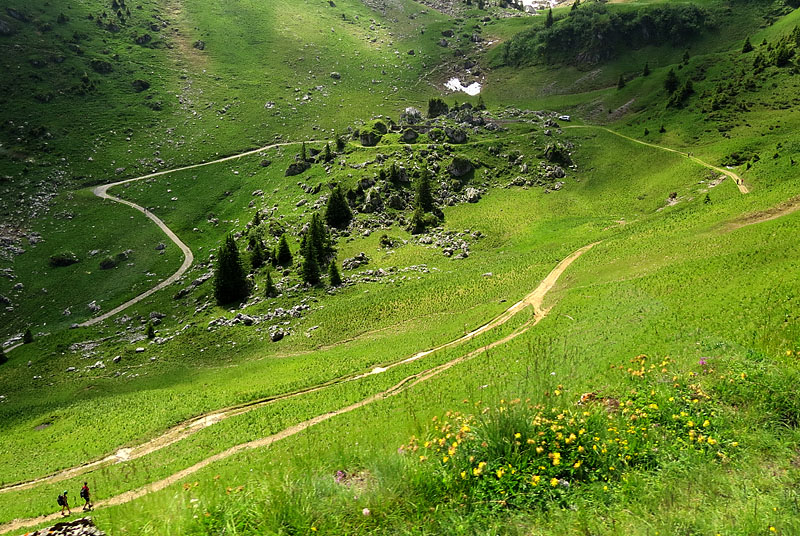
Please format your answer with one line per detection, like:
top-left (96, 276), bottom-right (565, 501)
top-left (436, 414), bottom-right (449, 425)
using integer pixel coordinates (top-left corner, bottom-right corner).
top-left (112, 356), bottom-right (122, 363)
top-left (447, 156), bottom-right (473, 178)
top-left (131, 79), bottom-right (150, 92)
top-left (155, 242), bottom-right (166, 251)
top-left (407, 49), bottom-right (415, 55)
top-left (285, 161), bottom-right (311, 177)
top-left (0, 19), bottom-right (14, 36)
top-left (330, 72), bottom-right (341, 79)
top-left (400, 107), bottom-right (422, 124)
top-left (90, 59), bottom-right (113, 74)
top-left (401, 128), bottom-right (419, 143)
top-left (444, 127), bottom-right (467, 144)
top-left (87, 301), bottom-right (101, 313)
top-left (135, 347), bottom-right (145, 353)
top-left (5, 8), bottom-right (28, 22)
top-left (387, 194), bottom-right (406, 210)
top-left (296, 199), bottom-right (307, 207)
top-left (260, 159), bottom-right (272, 167)
top-left (343, 252), bottom-right (370, 270)
top-left (270, 331), bottom-right (285, 342)
top-left (438, 38), bottom-right (449, 47)
top-left (193, 40), bottom-right (205, 50)
top-left (28, 516), bottom-right (106, 536)
top-left (66, 367), bottom-right (77, 372)
top-left (441, 29), bottom-right (454, 37)
top-left (134, 34), bottom-right (152, 45)
top-left (359, 131), bottom-right (381, 147)
top-left (364, 189), bottom-right (384, 211)
top-left (465, 188), bottom-right (481, 203)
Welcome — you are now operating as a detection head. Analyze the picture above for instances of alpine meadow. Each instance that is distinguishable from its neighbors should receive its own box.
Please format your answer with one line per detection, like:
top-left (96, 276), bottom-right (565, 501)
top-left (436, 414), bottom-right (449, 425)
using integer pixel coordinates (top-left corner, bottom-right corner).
top-left (1, 0), bottom-right (800, 534)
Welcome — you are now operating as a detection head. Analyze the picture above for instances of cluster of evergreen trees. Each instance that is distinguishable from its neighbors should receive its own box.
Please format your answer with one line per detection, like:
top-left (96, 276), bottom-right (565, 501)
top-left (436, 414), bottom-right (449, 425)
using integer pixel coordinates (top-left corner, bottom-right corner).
top-left (503, 3), bottom-right (715, 67)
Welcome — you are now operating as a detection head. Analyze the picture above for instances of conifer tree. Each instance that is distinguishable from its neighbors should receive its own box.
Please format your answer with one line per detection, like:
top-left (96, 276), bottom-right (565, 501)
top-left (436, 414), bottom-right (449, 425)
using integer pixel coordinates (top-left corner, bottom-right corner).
top-left (328, 258), bottom-right (342, 287)
top-left (301, 142), bottom-right (307, 162)
top-left (301, 237), bottom-right (321, 286)
top-left (571, 0), bottom-right (580, 12)
top-left (324, 142), bottom-right (332, 163)
top-left (0, 345), bottom-right (6, 365)
top-left (545, 8), bottom-right (553, 28)
top-left (308, 213), bottom-right (333, 267)
top-left (325, 186), bottom-right (353, 229)
top-left (617, 75), bottom-right (626, 90)
top-left (251, 240), bottom-right (266, 271)
top-left (146, 322), bottom-right (155, 339)
top-left (23, 328), bottom-right (33, 344)
top-left (276, 234), bottom-right (293, 266)
top-left (742, 36), bottom-right (753, 53)
top-left (265, 270), bottom-right (278, 297)
top-left (415, 168), bottom-right (435, 213)
top-left (643, 63), bottom-right (650, 76)
top-left (214, 235), bottom-right (250, 304)
top-left (664, 68), bottom-right (679, 94)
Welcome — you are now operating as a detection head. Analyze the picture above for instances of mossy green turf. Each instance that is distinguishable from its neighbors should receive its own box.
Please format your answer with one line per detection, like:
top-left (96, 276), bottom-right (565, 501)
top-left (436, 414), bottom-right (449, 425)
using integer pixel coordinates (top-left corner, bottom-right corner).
top-left (1, 0), bottom-right (800, 533)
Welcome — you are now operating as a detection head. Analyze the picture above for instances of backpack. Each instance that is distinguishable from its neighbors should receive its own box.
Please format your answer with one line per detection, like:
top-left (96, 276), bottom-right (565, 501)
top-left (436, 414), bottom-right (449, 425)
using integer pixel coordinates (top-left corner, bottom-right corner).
top-left (57, 494), bottom-right (66, 506)
top-left (80, 487), bottom-right (88, 499)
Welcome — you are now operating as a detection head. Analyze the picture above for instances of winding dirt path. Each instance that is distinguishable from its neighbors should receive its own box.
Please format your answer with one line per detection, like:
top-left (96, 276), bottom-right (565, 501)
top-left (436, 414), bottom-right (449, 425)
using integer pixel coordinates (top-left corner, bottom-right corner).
top-left (0, 243), bottom-right (597, 535)
top-left (721, 194), bottom-right (800, 231)
top-left (77, 140), bottom-right (320, 327)
top-left (565, 126), bottom-right (750, 194)
top-left (0, 243), bottom-right (596, 496)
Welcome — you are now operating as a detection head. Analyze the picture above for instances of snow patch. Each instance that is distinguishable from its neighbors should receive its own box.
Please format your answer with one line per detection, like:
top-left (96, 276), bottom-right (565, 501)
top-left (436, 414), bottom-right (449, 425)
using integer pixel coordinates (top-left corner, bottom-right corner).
top-left (445, 78), bottom-right (482, 96)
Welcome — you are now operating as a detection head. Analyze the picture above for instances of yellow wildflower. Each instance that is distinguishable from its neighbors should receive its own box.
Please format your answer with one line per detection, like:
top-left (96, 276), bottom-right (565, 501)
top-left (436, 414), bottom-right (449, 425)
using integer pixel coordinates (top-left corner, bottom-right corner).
top-left (550, 477), bottom-right (559, 487)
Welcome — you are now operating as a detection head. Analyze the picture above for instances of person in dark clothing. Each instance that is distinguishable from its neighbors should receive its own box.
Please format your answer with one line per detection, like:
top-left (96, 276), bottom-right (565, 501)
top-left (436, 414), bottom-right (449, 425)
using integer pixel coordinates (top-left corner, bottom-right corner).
top-left (57, 490), bottom-right (71, 516)
top-left (80, 482), bottom-right (92, 511)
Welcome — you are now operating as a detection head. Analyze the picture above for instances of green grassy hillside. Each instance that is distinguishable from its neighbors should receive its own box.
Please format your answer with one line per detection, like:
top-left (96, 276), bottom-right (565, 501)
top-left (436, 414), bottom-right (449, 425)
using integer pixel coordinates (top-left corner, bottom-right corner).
top-left (1, 0), bottom-right (800, 534)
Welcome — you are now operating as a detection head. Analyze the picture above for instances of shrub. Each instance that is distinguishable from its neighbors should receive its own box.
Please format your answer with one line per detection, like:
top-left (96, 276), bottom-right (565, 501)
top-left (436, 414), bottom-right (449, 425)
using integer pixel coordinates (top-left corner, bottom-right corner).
top-left (23, 328), bottom-right (33, 344)
top-left (0, 346), bottom-right (7, 365)
top-left (49, 252), bottom-right (79, 267)
top-left (99, 256), bottom-right (118, 270)
top-left (427, 98), bottom-right (449, 118)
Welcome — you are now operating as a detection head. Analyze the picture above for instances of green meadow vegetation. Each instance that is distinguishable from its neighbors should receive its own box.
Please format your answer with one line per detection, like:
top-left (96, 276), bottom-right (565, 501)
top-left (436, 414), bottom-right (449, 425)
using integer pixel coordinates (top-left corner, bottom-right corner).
top-left (1, 0), bottom-right (800, 534)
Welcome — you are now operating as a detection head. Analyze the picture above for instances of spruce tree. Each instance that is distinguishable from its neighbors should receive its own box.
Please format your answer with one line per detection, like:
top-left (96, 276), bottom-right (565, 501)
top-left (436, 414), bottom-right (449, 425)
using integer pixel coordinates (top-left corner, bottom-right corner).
top-left (742, 36), bottom-right (753, 53)
top-left (325, 186), bottom-right (353, 229)
top-left (617, 75), bottom-right (626, 90)
top-left (324, 142), bottom-right (332, 163)
top-left (545, 8), bottom-right (553, 28)
top-left (265, 270), bottom-right (278, 297)
top-left (301, 142), bottom-right (307, 162)
top-left (214, 235), bottom-right (250, 304)
top-left (251, 240), bottom-right (266, 271)
top-left (308, 213), bottom-right (333, 267)
top-left (477, 95), bottom-right (486, 110)
top-left (23, 328), bottom-right (33, 344)
top-left (0, 345), bottom-right (6, 365)
top-left (643, 63), bottom-right (650, 76)
top-left (276, 234), bottom-right (293, 266)
top-left (415, 168), bottom-right (435, 213)
top-left (329, 258), bottom-right (342, 287)
top-left (146, 322), bottom-right (155, 339)
top-left (571, 0), bottom-right (580, 12)
top-left (301, 237), bottom-right (321, 286)
top-left (664, 68), bottom-right (679, 94)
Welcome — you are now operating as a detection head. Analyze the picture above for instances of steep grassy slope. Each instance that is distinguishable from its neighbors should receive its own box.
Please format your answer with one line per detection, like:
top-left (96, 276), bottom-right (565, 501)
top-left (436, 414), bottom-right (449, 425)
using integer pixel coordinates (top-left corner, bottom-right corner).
top-left (1, 0), bottom-right (800, 534)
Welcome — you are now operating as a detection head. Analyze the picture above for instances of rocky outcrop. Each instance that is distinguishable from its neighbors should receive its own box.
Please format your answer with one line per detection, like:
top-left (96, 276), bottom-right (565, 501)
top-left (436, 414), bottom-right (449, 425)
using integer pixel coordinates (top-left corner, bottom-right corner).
top-left (285, 161), bottom-right (311, 177)
top-left (401, 128), bottom-right (419, 143)
top-left (444, 127), bottom-right (467, 144)
top-left (359, 131), bottom-right (381, 147)
top-left (447, 156), bottom-right (473, 178)
top-left (26, 517), bottom-right (105, 536)
top-left (342, 252), bottom-right (370, 270)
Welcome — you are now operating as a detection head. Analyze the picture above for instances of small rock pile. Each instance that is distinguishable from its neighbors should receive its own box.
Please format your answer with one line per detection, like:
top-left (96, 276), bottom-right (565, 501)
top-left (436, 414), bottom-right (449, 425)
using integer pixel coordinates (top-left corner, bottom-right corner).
top-left (27, 517), bottom-right (105, 536)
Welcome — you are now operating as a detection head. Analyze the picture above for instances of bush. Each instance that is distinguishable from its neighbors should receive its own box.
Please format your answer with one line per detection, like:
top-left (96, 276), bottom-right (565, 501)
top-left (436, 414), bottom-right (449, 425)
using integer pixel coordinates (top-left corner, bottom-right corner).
top-left (427, 98), bottom-right (449, 118)
top-left (49, 252), bottom-right (79, 267)
top-left (99, 256), bottom-right (118, 270)
top-left (23, 328), bottom-right (33, 344)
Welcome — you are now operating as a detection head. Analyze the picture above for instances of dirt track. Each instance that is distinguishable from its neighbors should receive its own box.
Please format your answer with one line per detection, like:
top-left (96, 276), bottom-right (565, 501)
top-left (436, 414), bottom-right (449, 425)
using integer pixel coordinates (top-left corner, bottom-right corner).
top-left (565, 126), bottom-right (750, 194)
top-left (0, 243), bottom-right (598, 535)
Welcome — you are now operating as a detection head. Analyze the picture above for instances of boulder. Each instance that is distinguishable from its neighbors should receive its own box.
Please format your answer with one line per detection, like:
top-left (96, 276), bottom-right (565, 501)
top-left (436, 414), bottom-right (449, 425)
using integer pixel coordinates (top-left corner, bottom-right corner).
top-left (444, 127), bottom-right (467, 144)
top-left (131, 79), bottom-right (150, 92)
top-left (401, 128), bottom-right (419, 143)
top-left (441, 29), bottom-right (454, 37)
top-left (285, 161), bottom-right (311, 176)
top-left (193, 40), bottom-right (205, 50)
top-left (387, 194), bottom-right (406, 210)
top-left (0, 19), bottom-right (14, 36)
top-left (90, 59), bottom-right (113, 74)
top-left (330, 72), bottom-right (341, 79)
top-left (465, 188), bottom-right (481, 203)
top-left (343, 252), bottom-right (370, 270)
top-left (270, 331), bottom-right (285, 342)
top-left (359, 131), bottom-right (381, 147)
top-left (400, 107), bottom-right (422, 124)
top-left (447, 156), bottom-right (473, 178)
top-left (5, 8), bottom-right (28, 22)
top-left (438, 39), bottom-right (449, 47)
top-left (364, 189), bottom-right (384, 212)
top-left (134, 34), bottom-right (152, 45)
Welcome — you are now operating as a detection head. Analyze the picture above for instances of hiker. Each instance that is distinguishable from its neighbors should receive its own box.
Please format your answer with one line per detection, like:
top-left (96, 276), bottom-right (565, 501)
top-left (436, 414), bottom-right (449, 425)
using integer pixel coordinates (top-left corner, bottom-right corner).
top-left (57, 490), bottom-right (71, 516)
top-left (80, 481), bottom-right (92, 511)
